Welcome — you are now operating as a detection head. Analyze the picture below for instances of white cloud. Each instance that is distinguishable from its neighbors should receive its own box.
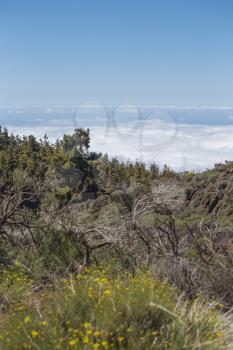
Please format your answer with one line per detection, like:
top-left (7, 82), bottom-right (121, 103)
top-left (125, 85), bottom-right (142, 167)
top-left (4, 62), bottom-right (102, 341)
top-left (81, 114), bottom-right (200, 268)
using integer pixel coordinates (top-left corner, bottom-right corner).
top-left (6, 120), bottom-right (233, 171)
top-left (3, 105), bottom-right (233, 171)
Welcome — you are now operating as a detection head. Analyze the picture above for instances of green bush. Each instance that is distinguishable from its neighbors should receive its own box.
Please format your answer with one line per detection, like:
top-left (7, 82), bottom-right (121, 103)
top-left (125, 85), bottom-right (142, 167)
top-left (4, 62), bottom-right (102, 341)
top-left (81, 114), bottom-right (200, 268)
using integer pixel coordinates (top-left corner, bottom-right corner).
top-left (54, 186), bottom-right (72, 203)
top-left (0, 267), bottom-right (229, 350)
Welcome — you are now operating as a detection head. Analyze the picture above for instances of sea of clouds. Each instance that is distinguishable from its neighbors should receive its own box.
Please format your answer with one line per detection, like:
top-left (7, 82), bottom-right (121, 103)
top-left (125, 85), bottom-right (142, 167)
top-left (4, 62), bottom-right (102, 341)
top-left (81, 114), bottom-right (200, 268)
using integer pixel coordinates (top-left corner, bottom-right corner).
top-left (1, 105), bottom-right (233, 171)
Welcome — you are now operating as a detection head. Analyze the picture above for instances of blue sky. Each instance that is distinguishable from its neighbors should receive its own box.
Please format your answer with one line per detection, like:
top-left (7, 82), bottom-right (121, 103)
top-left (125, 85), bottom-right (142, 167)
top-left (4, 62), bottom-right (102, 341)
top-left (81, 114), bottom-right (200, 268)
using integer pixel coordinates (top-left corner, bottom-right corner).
top-left (1, 0), bottom-right (233, 106)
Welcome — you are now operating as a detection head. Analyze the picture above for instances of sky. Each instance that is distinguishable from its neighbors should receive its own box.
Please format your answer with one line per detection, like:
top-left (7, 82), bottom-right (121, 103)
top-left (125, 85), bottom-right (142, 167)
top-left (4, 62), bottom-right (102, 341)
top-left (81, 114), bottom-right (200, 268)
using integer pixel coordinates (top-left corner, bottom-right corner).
top-left (1, 1), bottom-right (233, 170)
top-left (1, 0), bottom-right (233, 107)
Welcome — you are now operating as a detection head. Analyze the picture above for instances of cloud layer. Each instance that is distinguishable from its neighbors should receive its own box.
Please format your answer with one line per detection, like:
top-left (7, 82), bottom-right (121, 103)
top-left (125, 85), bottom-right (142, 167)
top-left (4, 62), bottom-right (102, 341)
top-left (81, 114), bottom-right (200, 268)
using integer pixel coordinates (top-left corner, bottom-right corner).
top-left (5, 120), bottom-right (233, 171)
top-left (2, 106), bottom-right (233, 170)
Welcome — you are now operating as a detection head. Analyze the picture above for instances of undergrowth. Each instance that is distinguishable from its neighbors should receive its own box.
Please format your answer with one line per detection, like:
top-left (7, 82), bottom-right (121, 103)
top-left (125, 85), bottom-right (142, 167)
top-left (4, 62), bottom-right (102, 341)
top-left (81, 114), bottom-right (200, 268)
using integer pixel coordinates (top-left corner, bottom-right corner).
top-left (0, 265), bottom-right (230, 350)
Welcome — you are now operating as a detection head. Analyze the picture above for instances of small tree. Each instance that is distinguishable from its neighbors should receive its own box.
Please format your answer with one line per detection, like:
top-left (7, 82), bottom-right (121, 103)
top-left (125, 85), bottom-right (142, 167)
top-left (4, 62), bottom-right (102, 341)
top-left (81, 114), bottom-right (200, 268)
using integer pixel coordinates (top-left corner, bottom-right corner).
top-left (60, 128), bottom-right (90, 155)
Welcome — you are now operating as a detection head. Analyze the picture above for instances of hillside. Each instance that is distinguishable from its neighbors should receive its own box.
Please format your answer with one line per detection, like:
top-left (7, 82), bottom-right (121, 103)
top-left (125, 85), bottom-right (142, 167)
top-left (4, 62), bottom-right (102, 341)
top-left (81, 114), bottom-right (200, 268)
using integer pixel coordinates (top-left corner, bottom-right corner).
top-left (185, 162), bottom-right (233, 216)
top-left (0, 127), bottom-right (233, 349)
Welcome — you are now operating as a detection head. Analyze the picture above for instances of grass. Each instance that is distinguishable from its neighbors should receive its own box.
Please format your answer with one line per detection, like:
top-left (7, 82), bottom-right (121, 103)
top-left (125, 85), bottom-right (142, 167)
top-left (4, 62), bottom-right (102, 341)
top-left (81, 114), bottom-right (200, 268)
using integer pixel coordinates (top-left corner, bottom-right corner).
top-left (0, 265), bottom-right (231, 350)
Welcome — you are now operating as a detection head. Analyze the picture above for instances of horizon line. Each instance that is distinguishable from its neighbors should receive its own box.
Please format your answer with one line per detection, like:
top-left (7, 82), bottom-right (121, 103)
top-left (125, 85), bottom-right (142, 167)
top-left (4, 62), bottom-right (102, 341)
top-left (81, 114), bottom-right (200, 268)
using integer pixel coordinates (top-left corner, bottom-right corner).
top-left (1, 105), bottom-right (233, 110)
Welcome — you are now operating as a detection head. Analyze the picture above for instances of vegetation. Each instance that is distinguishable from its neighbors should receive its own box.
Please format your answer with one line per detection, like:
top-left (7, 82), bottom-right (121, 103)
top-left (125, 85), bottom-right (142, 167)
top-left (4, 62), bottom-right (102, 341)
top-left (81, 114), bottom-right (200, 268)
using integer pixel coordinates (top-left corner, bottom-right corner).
top-left (0, 266), bottom-right (230, 350)
top-left (0, 126), bottom-right (233, 349)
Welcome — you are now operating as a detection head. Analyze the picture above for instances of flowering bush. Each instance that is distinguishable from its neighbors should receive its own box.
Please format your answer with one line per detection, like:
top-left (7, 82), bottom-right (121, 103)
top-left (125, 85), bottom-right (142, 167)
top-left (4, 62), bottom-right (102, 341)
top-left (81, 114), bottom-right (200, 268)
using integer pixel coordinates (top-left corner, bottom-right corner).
top-left (0, 266), bottom-right (229, 349)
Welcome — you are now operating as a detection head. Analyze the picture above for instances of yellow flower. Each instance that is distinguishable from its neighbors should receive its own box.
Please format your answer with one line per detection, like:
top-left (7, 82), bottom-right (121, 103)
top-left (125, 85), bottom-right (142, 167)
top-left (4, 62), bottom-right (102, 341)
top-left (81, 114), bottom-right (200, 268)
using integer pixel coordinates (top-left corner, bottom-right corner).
top-left (41, 321), bottom-right (48, 326)
top-left (83, 336), bottom-right (89, 344)
top-left (69, 339), bottom-right (78, 347)
top-left (86, 329), bottom-right (92, 335)
top-left (24, 316), bottom-right (31, 324)
top-left (93, 344), bottom-right (100, 349)
top-left (103, 290), bottom-right (111, 297)
top-left (31, 330), bottom-right (39, 338)
top-left (94, 331), bottom-right (101, 337)
top-left (216, 332), bottom-right (223, 337)
top-left (102, 340), bottom-right (108, 348)
top-left (84, 322), bottom-right (91, 329)
top-left (118, 336), bottom-right (124, 342)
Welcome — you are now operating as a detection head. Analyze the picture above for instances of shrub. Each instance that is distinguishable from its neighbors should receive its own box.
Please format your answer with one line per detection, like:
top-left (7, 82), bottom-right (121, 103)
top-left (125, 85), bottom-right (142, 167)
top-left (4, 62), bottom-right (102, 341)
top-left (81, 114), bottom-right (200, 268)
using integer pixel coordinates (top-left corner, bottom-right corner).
top-left (0, 267), bottom-right (230, 350)
top-left (54, 186), bottom-right (72, 204)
